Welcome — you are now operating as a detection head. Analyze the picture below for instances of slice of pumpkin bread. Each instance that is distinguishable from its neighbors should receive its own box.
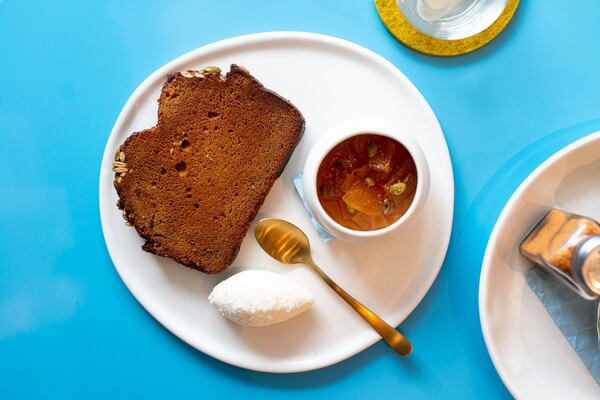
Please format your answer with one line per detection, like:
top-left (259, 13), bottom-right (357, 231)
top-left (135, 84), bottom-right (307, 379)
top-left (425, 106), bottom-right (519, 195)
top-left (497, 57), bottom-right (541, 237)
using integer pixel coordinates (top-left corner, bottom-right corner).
top-left (114, 65), bottom-right (304, 273)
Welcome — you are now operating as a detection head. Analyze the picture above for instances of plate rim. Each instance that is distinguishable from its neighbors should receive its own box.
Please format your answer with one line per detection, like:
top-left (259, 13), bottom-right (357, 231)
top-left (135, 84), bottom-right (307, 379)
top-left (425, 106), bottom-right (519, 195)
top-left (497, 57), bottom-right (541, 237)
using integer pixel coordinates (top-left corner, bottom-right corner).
top-left (99, 31), bottom-right (455, 373)
top-left (479, 131), bottom-right (600, 397)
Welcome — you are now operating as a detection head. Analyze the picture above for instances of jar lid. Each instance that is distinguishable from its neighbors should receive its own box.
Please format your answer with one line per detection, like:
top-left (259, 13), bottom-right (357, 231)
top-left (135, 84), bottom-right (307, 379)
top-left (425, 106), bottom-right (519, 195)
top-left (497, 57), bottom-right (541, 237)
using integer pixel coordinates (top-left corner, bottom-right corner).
top-left (375, 0), bottom-right (519, 57)
top-left (573, 236), bottom-right (600, 297)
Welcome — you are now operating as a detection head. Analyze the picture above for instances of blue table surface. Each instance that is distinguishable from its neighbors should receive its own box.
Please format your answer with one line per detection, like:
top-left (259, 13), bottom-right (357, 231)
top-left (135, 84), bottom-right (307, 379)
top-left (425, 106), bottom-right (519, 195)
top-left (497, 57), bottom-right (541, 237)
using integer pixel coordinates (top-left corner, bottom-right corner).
top-left (2, 1), bottom-right (600, 398)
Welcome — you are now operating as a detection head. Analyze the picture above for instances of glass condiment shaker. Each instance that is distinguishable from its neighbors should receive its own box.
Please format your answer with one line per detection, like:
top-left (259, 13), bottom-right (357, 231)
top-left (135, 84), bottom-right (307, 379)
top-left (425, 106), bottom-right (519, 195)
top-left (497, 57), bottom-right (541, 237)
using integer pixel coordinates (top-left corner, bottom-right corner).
top-left (520, 208), bottom-right (600, 300)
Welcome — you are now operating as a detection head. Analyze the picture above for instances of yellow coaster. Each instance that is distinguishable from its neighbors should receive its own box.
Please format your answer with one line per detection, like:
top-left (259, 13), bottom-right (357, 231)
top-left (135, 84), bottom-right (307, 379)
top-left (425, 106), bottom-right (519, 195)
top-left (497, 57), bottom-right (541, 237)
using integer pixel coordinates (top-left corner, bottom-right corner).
top-left (374, 0), bottom-right (519, 57)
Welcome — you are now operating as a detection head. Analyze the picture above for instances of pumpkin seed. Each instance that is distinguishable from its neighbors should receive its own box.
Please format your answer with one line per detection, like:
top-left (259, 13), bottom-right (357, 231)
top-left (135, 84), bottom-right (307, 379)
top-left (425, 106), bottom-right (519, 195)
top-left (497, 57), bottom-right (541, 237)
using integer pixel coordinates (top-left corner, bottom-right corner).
top-left (119, 151), bottom-right (125, 162)
top-left (202, 66), bottom-right (221, 73)
top-left (389, 182), bottom-right (406, 196)
top-left (112, 161), bottom-right (127, 168)
top-left (181, 70), bottom-right (194, 78)
top-left (382, 198), bottom-right (391, 215)
top-left (113, 167), bottom-right (128, 173)
top-left (193, 70), bottom-right (204, 78)
top-left (334, 159), bottom-right (350, 168)
top-left (367, 142), bottom-right (378, 158)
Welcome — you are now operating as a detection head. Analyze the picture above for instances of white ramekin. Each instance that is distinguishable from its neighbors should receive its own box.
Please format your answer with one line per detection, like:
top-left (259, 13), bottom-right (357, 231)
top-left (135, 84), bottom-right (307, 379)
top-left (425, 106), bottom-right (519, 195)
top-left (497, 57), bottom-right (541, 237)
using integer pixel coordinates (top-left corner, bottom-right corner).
top-left (303, 118), bottom-right (430, 243)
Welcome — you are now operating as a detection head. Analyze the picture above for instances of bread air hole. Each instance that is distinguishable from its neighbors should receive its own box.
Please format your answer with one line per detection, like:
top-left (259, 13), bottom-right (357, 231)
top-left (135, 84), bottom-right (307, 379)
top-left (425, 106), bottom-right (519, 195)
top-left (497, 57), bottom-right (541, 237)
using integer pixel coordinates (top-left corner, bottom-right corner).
top-left (175, 161), bottom-right (188, 177)
top-left (180, 139), bottom-right (191, 150)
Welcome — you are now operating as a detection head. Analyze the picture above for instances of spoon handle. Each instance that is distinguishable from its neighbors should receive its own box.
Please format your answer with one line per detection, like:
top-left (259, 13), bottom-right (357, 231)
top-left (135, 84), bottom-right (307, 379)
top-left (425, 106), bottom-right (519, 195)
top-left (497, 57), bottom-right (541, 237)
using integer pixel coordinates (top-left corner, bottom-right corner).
top-left (306, 259), bottom-right (413, 356)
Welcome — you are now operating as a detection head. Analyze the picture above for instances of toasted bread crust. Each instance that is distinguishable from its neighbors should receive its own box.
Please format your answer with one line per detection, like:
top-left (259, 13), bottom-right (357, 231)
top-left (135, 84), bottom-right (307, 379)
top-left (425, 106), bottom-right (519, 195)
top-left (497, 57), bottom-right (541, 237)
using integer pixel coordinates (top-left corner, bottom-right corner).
top-left (114, 65), bottom-right (304, 273)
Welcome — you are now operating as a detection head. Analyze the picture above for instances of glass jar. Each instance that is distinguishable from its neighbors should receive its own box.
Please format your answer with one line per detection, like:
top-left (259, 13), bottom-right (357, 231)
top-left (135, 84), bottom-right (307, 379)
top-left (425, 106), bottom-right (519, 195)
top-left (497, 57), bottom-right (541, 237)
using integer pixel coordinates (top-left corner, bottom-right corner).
top-left (520, 209), bottom-right (600, 300)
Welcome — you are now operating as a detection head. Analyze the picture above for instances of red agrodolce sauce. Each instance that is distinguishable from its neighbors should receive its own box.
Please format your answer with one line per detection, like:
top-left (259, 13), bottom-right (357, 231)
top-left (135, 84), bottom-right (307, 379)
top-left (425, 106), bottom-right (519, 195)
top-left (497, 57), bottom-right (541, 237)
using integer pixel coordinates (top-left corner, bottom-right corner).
top-left (316, 134), bottom-right (417, 231)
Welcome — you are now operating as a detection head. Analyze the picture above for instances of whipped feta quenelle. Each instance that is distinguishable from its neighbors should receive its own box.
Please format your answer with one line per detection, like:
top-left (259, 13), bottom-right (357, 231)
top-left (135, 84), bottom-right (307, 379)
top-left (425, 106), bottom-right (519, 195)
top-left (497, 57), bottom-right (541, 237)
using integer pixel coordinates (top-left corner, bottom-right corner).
top-left (208, 270), bottom-right (314, 327)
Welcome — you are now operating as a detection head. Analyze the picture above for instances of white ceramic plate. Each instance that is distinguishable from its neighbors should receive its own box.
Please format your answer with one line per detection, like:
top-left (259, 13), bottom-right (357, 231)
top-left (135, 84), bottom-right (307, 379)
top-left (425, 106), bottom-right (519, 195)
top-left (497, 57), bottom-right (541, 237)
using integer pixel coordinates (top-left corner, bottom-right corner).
top-left (480, 132), bottom-right (600, 399)
top-left (99, 32), bottom-right (454, 372)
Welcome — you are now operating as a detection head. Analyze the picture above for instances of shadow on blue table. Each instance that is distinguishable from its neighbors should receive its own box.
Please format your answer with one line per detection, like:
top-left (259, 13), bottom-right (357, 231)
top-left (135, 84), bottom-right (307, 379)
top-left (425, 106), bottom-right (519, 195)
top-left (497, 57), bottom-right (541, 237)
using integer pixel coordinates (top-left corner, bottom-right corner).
top-left (177, 338), bottom-right (422, 388)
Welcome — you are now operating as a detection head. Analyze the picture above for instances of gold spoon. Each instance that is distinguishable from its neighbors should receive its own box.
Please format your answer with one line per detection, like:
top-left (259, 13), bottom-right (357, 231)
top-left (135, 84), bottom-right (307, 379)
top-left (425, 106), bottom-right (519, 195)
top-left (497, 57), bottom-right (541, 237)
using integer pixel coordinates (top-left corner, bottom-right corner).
top-left (254, 218), bottom-right (413, 356)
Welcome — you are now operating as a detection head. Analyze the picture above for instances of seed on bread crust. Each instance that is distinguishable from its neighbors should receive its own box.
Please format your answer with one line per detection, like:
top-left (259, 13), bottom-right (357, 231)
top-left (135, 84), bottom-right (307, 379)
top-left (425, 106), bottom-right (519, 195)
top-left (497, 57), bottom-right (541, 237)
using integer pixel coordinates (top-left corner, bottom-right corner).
top-left (202, 66), bottom-right (221, 73)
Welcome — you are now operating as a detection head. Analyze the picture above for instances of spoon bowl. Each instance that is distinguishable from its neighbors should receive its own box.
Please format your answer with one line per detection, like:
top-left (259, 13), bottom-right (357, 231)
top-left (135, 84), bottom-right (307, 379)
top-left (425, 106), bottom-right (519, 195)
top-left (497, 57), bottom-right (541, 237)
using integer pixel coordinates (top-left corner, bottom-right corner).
top-left (254, 218), bottom-right (413, 356)
top-left (254, 219), bottom-right (311, 265)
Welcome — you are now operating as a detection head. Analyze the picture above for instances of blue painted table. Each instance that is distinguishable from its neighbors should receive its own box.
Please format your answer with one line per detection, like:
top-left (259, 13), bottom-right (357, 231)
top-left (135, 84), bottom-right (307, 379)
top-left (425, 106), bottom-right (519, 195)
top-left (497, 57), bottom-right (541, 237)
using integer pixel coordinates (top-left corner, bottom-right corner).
top-left (2, 1), bottom-right (600, 398)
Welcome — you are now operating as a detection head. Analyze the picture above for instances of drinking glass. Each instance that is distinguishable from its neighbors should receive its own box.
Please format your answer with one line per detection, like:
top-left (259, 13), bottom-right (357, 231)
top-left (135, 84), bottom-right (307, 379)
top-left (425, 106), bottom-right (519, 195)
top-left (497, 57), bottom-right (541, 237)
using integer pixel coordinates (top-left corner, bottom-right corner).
top-left (397, 0), bottom-right (508, 40)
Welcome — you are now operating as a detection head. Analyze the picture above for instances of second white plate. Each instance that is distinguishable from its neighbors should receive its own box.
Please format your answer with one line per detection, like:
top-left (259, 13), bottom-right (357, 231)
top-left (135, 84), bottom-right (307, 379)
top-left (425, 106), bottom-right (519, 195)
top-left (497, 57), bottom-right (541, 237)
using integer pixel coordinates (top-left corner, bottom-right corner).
top-left (99, 32), bottom-right (454, 372)
top-left (480, 132), bottom-right (600, 399)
